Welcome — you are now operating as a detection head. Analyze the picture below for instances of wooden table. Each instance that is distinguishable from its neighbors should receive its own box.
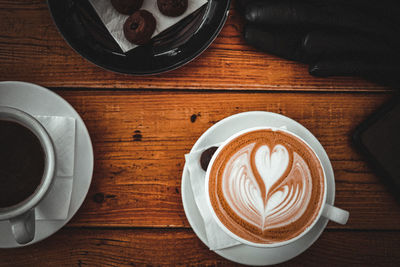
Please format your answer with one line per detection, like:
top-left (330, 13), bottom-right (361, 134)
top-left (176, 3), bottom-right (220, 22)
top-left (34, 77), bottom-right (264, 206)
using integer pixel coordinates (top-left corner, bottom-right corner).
top-left (0, 1), bottom-right (399, 266)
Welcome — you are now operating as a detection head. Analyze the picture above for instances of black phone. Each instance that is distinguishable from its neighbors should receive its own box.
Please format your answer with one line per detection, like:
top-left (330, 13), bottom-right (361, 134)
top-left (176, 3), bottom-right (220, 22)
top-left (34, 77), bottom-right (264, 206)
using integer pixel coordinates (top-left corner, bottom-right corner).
top-left (353, 95), bottom-right (400, 203)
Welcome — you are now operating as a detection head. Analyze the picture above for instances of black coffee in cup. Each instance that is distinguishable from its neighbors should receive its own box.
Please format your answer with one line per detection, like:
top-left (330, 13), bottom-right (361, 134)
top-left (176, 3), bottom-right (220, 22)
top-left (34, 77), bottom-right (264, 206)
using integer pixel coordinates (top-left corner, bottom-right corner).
top-left (0, 120), bottom-right (45, 208)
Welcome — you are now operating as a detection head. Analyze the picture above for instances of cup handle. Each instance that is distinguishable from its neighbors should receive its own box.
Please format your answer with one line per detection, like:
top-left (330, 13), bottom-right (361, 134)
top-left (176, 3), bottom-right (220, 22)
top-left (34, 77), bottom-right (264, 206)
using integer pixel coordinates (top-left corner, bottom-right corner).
top-left (321, 203), bottom-right (349, 225)
top-left (9, 209), bottom-right (36, 244)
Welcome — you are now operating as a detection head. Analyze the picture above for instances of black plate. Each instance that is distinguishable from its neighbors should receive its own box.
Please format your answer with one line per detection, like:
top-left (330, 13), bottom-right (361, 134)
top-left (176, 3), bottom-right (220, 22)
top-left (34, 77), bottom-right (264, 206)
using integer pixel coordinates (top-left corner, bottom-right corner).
top-left (47, 0), bottom-right (231, 75)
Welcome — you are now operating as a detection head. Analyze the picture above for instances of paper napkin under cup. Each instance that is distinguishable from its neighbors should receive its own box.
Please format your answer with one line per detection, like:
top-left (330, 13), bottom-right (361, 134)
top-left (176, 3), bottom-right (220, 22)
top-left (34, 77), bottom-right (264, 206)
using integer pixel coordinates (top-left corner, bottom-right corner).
top-left (185, 144), bottom-right (242, 251)
top-left (89, 0), bottom-right (208, 53)
top-left (34, 116), bottom-right (76, 221)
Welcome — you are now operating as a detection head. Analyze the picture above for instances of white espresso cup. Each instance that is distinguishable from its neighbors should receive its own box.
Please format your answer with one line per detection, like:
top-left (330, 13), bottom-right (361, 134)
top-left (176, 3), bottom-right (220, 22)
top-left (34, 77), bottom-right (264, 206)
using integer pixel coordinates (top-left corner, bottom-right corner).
top-left (0, 106), bottom-right (55, 244)
top-left (205, 126), bottom-right (349, 248)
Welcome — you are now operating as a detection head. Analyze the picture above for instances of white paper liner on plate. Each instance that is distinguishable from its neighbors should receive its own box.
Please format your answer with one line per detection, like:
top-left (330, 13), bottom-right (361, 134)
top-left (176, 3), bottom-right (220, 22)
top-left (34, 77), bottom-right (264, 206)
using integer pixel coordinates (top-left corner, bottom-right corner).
top-left (89, 0), bottom-right (208, 52)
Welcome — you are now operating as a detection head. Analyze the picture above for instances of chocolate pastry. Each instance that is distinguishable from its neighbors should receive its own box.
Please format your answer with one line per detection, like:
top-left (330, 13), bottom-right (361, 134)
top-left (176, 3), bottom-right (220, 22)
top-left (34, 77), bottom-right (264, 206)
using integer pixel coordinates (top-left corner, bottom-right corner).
top-left (111, 0), bottom-right (143, 15)
top-left (123, 10), bottom-right (156, 45)
top-left (157, 0), bottom-right (188, 17)
top-left (200, 146), bottom-right (218, 171)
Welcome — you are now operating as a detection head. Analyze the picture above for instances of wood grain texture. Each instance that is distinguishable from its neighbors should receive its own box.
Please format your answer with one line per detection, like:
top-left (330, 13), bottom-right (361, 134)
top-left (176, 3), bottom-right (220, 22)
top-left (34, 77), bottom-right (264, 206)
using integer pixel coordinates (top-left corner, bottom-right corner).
top-left (0, 228), bottom-right (399, 266)
top-left (34, 90), bottom-right (399, 229)
top-left (0, 0), bottom-right (388, 91)
top-left (0, 2), bottom-right (398, 265)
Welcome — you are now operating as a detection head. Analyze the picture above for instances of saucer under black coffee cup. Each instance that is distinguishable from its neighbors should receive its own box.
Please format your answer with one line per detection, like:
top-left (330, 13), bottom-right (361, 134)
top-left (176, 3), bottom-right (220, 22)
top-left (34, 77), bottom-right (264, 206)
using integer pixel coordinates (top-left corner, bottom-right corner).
top-left (0, 81), bottom-right (94, 248)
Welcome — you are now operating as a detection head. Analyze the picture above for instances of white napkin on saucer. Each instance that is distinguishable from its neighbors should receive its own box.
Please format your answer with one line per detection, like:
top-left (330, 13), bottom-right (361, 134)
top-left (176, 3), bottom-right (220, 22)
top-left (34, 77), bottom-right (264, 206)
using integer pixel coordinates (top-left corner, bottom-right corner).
top-left (89, 0), bottom-right (208, 52)
top-left (34, 116), bottom-right (76, 221)
top-left (185, 145), bottom-right (241, 250)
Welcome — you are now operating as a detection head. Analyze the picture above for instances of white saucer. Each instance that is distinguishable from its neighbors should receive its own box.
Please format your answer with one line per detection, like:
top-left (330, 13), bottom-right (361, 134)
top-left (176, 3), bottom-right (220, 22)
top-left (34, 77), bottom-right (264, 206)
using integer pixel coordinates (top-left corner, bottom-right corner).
top-left (0, 81), bottom-right (94, 248)
top-left (181, 111), bottom-right (335, 266)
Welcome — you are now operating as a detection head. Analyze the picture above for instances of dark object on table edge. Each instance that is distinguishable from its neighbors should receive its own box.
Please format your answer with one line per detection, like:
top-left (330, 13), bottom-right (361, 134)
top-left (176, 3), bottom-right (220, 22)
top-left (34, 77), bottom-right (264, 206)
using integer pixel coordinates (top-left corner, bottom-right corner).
top-left (353, 94), bottom-right (400, 204)
top-left (124, 10), bottom-right (156, 45)
top-left (47, 0), bottom-right (231, 75)
top-left (158, 0), bottom-right (188, 17)
top-left (238, 0), bottom-right (400, 88)
top-left (111, 0), bottom-right (143, 15)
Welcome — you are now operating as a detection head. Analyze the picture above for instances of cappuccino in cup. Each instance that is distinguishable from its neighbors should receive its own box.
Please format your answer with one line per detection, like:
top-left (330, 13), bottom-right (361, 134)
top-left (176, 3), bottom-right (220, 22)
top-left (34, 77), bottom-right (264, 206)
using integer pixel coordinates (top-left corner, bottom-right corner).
top-left (206, 127), bottom-right (347, 246)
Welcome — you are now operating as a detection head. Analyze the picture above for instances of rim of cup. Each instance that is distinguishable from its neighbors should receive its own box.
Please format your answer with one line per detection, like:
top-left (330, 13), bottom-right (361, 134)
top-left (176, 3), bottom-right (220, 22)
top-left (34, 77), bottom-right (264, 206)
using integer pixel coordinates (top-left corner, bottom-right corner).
top-left (204, 126), bottom-right (328, 248)
top-left (0, 106), bottom-right (55, 220)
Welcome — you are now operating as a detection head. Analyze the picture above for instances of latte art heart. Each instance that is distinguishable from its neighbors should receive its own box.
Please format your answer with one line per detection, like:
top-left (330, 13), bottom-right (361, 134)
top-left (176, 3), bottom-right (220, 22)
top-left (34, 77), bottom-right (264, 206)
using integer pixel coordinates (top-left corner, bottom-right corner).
top-left (254, 144), bottom-right (289, 195)
top-left (208, 129), bottom-right (324, 244)
top-left (222, 143), bottom-right (312, 231)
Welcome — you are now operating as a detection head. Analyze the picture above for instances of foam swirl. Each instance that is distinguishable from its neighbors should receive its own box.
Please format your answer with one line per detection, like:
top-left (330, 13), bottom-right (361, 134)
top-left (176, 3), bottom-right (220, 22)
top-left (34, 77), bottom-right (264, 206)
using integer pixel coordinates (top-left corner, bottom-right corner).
top-left (221, 143), bottom-right (313, 231)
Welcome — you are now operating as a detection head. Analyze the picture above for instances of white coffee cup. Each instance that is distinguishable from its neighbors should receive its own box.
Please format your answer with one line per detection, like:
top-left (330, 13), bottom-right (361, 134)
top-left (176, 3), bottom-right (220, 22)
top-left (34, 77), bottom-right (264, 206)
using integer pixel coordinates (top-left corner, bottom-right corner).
top-left (0, 106), bottom-right (56, 244)
top-left (205, 126), bottom-right (349, 248)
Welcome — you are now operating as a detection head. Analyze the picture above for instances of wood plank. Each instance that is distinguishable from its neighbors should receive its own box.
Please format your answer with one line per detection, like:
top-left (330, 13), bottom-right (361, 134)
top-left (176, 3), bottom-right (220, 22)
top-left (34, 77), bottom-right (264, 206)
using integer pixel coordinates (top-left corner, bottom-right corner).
top-left (38, 90), bottom-right (399, 229)
top-left (0, 1), bottom-right (388, 91)
top-left (0, 228), bottom-right (399, 266)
